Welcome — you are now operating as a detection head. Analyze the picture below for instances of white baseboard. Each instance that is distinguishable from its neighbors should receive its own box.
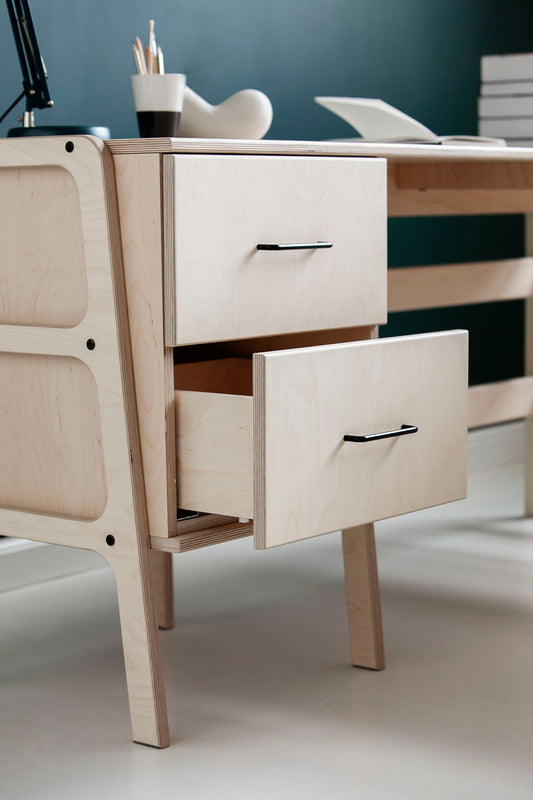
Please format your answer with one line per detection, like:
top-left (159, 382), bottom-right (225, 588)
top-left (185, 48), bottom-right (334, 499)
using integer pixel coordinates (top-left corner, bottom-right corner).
top-left (0, 421), bottom-right (526, 593)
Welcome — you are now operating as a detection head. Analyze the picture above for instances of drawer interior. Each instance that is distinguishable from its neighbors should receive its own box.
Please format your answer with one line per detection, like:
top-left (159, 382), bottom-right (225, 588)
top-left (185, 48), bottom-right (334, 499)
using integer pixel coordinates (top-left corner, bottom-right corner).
top-left (175, 357), bottom-right (255, 521)
top-left (173, 326), bottom-right (376, 541)
top-left (175, 357), bottom-right (253, 396)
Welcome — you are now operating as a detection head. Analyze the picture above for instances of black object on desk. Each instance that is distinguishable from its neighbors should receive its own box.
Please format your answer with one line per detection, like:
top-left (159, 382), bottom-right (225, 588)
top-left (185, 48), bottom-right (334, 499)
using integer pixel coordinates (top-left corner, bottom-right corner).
top-left (3, 0), bottom-right (110, 139)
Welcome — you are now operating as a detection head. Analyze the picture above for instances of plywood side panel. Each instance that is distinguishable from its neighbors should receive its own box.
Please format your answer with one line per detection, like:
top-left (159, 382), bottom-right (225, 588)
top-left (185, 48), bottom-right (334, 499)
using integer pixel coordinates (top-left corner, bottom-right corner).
top-left (0, 165), bottom-right (88, 326)
top-left (0, 352), bottom-right (106, 520)
top-left (176, 390), bottom-right (254, 518)
top-left (0, 136), bottom-right (169, 747)
top-left (114, 153), bottom-right (176, 539)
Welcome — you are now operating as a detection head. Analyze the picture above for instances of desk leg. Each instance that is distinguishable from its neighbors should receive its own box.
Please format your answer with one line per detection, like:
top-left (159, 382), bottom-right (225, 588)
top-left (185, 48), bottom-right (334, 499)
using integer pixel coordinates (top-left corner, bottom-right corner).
top-left (151, 551), bottom-right (174, 629)
top-left (526, 215), bottom-right (533, 516)
top-left (342, 523), bottom-right (385, 670)
top-left (114, 154), bottom-right (177, 628)
top-left (107, 544), bottom-right (170, 748)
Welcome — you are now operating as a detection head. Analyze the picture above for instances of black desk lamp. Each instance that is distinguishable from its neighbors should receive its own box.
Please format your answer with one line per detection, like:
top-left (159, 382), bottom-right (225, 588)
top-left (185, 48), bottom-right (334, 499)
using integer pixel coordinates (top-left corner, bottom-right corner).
top-left (2, 0), bottom-right (110, 138)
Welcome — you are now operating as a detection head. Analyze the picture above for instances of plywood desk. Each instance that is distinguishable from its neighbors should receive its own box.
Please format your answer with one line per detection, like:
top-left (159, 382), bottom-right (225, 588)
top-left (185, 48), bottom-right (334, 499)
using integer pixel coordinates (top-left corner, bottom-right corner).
top-left (11, 135), bottom-right (528, 747)
top-left (108, 135), bottom-right (533, 504)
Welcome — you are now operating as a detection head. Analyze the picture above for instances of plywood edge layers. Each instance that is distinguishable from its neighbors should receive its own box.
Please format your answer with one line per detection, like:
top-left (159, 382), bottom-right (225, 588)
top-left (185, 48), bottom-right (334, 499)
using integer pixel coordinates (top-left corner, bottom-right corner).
top-left (252, 354), bottom-right (266, 549)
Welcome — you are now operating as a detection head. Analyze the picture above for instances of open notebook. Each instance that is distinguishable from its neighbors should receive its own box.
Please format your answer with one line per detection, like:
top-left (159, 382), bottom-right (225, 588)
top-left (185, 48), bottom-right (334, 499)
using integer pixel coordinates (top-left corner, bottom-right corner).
top-left (315, 97), bottom-right (506, 146)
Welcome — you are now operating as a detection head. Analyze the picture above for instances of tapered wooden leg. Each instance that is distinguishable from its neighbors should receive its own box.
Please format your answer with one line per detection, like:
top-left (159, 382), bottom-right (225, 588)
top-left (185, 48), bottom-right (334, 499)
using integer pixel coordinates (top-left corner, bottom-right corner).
top-left (526, 410), bottom-right (533, 517)
top-left (342, 523), bottom-right (385, 670)
top-left (151, 550), bottom-right (174, 630)
top-left (109, 546), bottom-right (170, 748)
top-left (525, 215), bottom-right (533, 516)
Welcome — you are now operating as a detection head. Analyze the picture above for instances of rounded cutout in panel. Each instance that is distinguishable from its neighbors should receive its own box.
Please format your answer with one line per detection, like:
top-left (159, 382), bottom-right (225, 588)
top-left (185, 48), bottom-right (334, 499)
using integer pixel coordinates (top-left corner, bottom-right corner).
top-left (0, 165), bottom-right (88, 327)
top-left (0, 353), bottom-right (107, 521)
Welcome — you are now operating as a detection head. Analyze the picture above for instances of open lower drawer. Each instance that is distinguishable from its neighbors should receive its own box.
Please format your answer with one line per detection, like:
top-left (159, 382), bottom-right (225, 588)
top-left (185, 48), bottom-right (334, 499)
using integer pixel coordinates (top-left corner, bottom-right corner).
top-left (175, 331), bottom-right (468, 549)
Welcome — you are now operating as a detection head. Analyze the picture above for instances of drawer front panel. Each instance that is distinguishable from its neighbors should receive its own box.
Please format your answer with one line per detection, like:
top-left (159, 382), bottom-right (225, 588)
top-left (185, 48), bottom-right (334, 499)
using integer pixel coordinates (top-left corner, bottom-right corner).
top-left (253, 331), bottom-right (468, 549)
top-left (164, 155), bottom-right (387, 345)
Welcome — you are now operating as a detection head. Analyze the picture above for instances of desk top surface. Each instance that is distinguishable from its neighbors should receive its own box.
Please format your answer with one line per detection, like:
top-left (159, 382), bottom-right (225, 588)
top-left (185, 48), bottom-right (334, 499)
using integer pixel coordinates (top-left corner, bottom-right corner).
top-left (106, 136), bottom-right (533, 163)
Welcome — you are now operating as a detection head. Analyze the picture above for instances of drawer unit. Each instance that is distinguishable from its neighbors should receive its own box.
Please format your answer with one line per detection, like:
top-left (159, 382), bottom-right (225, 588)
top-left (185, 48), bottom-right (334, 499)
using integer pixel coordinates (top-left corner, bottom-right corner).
top-left (2, 136), bottom-right (477, 749)
top-left (175, 330), bottom-right (468, 549)
top-left (164, 155), bottom-right (387, 345)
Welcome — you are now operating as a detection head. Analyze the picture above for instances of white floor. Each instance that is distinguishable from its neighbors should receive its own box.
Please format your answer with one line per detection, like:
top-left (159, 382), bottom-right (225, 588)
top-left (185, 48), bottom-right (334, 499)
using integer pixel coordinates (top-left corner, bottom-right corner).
top-left (2, 424), bottom-right (533, 799)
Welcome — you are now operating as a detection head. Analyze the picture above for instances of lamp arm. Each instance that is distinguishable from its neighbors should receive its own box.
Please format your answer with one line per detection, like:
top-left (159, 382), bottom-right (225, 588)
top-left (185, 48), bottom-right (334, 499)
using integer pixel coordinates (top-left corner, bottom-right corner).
top-left (5, 0), bottom-right (52, 112)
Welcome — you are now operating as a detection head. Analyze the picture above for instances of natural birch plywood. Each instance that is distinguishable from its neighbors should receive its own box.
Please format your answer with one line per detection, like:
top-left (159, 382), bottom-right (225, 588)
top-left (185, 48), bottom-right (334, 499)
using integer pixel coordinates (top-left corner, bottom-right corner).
top-left (106, 137), bottom-right (533, 162)
top-left (0, 352), bottom-right (106, 520)
top-left (388, 160), bottom-right (533, 216)
top-left (342, 524), bottom-right (385, 670)
top-left (468, 377), bottom-right (533, 428)
top-left (164, 155), bottom-right (387, 345)
top-left (113, 152), bottom-right (175, 628)
top-left (113, 153), bottom-right (176, 539)
top-left (0, 136), bottom-right (168, 748)
top-left (524, 215), bottom-right (533, 515)
top-left (109, 138), bottom-right (533, 220)
top-left (253, 331), bottom-right (468, 548)
top-left (176, 389), bottom-right (254, 518)
top-left (388, 258), bottom-right (533, 312)
top-left (173, 333), bottom-right (467, 546)
top-left (0, 165), bottom-right (88, 327)
top-left (151, 516), bottom-right (253, 553)
top-left (174, 357), bottom-right (253, 395)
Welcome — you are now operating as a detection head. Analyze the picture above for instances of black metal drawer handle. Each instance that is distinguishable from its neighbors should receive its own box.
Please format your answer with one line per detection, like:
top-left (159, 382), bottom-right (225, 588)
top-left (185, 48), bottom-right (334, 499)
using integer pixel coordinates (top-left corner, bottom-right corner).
top-left (344, 424), bottom-right (418, 443)
top-left (256, 241), bottom-right (333, 251)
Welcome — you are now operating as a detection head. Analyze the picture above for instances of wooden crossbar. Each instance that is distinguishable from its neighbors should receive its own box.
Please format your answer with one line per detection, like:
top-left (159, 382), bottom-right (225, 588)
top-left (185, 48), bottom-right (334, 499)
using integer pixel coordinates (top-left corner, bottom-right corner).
top-left (388, 258), bottom-right (533, 312)
top-left (468, 377), bottom-right (533, 428)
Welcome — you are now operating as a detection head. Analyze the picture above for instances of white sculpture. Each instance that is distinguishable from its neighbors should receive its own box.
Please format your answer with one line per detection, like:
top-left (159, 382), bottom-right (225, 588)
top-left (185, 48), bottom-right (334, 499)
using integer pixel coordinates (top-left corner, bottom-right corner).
top-left (179, 86), bottom-right (273, 139)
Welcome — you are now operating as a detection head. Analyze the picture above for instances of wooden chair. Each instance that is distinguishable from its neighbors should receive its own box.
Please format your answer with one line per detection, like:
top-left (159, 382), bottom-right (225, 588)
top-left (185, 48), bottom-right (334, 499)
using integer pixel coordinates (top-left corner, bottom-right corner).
top-left (0, 136), bottom-right (169, 747)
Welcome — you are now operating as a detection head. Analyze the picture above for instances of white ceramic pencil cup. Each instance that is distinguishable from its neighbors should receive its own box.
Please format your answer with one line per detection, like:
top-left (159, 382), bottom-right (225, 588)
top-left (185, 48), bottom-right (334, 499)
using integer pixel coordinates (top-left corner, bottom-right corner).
top-left (131, 73), bottom-right (186, 137)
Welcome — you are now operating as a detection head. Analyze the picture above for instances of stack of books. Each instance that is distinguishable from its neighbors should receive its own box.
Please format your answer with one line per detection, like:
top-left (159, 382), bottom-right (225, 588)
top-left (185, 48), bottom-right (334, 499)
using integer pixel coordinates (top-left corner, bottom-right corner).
top-left (479, 53), bottom-right (533, 146)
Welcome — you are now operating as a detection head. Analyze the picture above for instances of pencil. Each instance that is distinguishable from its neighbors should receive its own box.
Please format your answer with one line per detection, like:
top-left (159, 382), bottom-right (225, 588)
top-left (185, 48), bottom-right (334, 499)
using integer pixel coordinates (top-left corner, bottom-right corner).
top-left (148, 20), bottom-right (156, 55)
top-left (145, 43), bottom-right (152, 74)
top-left (132, 42), bottom-right (144, 74)
top-left (136, 36), bottom-right (147, 73)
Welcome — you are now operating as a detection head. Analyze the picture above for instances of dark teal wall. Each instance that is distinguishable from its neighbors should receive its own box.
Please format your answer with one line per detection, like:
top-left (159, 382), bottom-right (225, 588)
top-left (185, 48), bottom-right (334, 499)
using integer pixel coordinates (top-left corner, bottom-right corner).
top-left (1, 0), bottom-right (532, 382)
top-left (2, 0), bottom-right (532, 141)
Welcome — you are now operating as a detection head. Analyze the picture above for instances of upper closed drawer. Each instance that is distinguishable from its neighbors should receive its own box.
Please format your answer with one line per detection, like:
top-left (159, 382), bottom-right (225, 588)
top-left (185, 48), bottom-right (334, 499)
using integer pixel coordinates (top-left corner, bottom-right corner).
top-left (163, 155), bottom-right (387, 345)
